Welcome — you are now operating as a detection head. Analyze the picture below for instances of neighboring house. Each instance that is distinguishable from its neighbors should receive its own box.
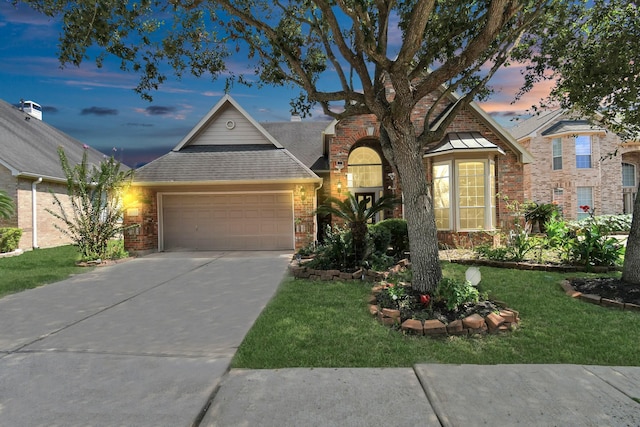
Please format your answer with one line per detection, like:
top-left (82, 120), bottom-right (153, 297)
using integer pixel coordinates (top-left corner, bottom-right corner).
top-left (0, 98), bottom-right (108, 250)
top-left (125, 92), bottom-right (533, 253)
top-left (510, 110), bottom-right (640, 220)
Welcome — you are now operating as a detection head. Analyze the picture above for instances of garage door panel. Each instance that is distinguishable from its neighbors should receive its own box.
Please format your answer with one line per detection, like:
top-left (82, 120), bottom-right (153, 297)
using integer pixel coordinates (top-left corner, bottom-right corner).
top-left (162, 193), bottom-right (294, 251)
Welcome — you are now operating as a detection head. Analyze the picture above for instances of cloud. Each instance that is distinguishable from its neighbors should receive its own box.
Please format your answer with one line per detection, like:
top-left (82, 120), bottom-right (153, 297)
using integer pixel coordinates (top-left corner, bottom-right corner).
top-left (124, 122), bottom-right (154, 127)
top-left (0, 2), bottom-right (55, 26)
top-left (133, 104), bottom-right (193, 120)
top-left (42, 105), bottom-right (58, 114)
top-left (80, 106), bottom-right (118, 116)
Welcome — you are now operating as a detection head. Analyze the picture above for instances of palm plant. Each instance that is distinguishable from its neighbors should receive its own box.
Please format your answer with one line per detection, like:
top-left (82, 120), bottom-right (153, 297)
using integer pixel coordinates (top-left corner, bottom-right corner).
top-left (316, 193), bottom-right (400, 266)
top-left (0, 190), bottom-right (15, 220)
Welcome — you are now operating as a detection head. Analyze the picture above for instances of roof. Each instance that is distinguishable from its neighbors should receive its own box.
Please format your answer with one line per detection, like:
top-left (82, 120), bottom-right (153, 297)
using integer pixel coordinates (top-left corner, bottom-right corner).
top-left (261, 121), bottom-right (332, 171)
top-left (134, 145), bottom-right (319, 183)
top-left (433, 90), bottom-right (533, 163)
top-left (541, 120), bottom-right (606, 136)
top-left (135, 95), bottom-right (321, 184)
top-left (508, 109), bottom-right (565, 140)
top-left (0, 98), bottom-right (112, 182)
top-left (424, 132), bottom-right (506, 157)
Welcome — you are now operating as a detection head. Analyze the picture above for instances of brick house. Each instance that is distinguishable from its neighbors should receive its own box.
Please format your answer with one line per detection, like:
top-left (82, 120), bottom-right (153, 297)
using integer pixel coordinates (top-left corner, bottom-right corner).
top-left (0, 98), bottom-right (109, 250)
top-left (124, 93), bottom-right (532, 253)
top-left (510, 110), bottom-right (640, 220)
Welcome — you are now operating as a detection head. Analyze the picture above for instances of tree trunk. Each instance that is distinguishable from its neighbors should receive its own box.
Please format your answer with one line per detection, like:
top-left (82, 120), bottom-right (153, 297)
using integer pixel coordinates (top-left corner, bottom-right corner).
top-left (622, 187), bottom-right (640, 284)
top-left (382, 121), bottom-right (442, 293)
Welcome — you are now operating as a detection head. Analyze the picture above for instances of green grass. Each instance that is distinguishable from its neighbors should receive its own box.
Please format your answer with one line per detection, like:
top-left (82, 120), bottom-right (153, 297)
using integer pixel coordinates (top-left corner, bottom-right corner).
top-left (0, 245), bottom-right (89, 298)
top-left (232, 262), bottom-right (640, 368)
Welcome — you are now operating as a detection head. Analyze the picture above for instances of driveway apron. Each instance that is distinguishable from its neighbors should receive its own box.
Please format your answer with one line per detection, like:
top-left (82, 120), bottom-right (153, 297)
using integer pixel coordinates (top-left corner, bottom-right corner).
top-left (0, 251), bottom-right (290, 426)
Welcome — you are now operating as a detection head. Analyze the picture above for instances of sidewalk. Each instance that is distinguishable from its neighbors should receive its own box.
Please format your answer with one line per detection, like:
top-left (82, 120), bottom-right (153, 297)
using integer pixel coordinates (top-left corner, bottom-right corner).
top-left (200, 364), bottom-right (640, 426)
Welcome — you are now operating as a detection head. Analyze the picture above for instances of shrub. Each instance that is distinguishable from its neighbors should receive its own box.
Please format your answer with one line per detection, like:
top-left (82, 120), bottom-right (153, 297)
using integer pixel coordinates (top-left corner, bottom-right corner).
top-left (369, 219), bottom-right (409, 259)
top-left (524, 202), bottom-right (560, 233)
top-left (0, 228), bottom-right (22, 253)
top-left (104, 239), bottom-right (129, 260)
top-left (569, 214), bottom-right (631, 234)
top-left (435, 277), bottom-right (480, 310)
top-left (368, 222), bottom-right (391, 256)
top-left (305, 225), bottom-right (355, 270)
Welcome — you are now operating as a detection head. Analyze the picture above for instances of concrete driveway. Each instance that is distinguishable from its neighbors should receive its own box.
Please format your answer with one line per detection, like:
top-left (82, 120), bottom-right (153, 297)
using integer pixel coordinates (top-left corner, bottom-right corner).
top-left (0, 251), bottom-right (291, 426)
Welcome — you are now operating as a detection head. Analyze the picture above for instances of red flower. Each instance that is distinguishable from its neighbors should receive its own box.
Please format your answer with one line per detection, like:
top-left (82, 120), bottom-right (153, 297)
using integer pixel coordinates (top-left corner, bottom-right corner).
top-left (580, 205), bottom-right (591, 213)
top-left (420, 294), bottom-right (431, 306)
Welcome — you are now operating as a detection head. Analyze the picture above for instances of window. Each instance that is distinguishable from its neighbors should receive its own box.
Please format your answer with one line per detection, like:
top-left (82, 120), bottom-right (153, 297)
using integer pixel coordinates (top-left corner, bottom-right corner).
top-left (575, 135), bottom-right (591, 169)
top-left (432, 159), bottom-right (496, 231)
top-left (433, 163), bottom-right (451, 229)
top-left (347, 147), bottom-right (382, 188)
top-left (623, 163), bottom-right (637, 214)
top-left (576, 187), bottom-right (593, 220)
top-left (622, 163), bottom-right (636, 188)
top-left (552, 188), bottom-right (564, 212)
top-left (552, 138), bottom-right (562, 170)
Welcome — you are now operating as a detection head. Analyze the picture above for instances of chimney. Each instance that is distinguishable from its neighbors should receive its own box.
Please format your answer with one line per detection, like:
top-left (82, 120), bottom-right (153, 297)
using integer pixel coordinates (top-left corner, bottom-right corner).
top-left (22, 100), bottom-right (43, 120)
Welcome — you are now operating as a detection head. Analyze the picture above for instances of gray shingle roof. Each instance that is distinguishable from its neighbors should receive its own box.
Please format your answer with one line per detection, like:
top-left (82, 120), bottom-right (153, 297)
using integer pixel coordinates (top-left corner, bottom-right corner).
top-left (134, 145), bottom-right (318, 183)
top-left (508, 110), bottom-right (564, 140)
top-left (541, 120), bottom-right (605, 136)
top-left (425, 132), bottom-right (506, 156)
top-left (261, 121), bottom-right (331, 171)
top-left (0, 98), bottom-right (113, 181)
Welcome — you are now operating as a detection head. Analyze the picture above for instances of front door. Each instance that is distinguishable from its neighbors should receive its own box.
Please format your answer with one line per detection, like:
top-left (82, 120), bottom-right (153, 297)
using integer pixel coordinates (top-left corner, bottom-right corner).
top-left (355, 192), bottom-right (377, 224)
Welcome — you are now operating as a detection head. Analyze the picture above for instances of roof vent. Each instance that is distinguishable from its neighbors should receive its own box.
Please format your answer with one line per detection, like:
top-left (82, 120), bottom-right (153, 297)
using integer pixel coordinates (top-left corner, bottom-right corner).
top-left (21, 99), bottom-right (42, 121)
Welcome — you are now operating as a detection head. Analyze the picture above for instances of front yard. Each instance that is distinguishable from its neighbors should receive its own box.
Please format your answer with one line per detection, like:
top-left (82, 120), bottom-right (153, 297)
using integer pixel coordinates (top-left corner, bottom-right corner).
top-left (0, 245), bottom-right (89, 298)
top-left (232, 262), bottom-right (640, 368)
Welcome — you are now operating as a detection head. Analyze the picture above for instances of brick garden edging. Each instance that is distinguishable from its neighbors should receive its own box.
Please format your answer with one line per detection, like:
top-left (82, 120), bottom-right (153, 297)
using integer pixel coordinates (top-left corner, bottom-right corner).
top-left (559, 280), bottom-right (640, 312)
top-left (289, 263), bottom-right (383, 282)
top-left (452, 258), bottom-right (622, 273)
top-left (368, 284), bottom-right (521, 337)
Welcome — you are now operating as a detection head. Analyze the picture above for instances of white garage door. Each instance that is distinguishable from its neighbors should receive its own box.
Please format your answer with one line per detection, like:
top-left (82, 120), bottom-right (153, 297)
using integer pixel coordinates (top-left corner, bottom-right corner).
top-left (162, 193), bottom-right (294, 250)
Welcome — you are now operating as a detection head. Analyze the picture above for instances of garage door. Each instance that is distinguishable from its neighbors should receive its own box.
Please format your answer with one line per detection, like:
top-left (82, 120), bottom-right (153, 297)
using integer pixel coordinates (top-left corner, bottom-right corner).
top-left (162, 193), bottom-right (294, 250)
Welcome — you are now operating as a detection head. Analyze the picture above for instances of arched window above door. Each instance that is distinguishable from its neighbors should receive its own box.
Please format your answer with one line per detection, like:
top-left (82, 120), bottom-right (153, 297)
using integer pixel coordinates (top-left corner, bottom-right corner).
top-left (347, 147), bottom-right (382, 188)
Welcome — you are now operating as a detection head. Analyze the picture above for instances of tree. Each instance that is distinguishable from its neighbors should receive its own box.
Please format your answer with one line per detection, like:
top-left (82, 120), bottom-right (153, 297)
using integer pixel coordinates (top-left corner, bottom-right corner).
top-left (47, 147), bottom-right (134, 261)
top-left (316, 193), bottom-right (399, 266)
top-left (0, 190), bottom-right (15, 220)
top-left (18, 0), bottom-right (577, 292)
top-left (523, 1), bottom-right (640, 284)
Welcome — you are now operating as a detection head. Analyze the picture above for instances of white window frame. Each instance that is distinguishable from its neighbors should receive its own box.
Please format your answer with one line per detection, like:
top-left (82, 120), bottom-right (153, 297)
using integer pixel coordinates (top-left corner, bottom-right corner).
top-left (576, 186), bottom-right (593, 220)
top-left (552, 138), bottom-right (562, 170)
top-left (575, 135), bottom-right (592, 169)
top-left (431, 158), bottom-right (496, 232)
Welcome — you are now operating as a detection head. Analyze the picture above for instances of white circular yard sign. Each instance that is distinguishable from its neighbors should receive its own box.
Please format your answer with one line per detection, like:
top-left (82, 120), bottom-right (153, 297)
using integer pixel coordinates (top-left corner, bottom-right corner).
top-left (465, 267), bottom-right (481, 287)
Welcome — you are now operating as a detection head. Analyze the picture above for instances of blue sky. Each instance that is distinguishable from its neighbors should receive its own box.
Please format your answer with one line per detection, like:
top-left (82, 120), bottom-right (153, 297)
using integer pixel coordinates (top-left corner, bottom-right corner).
top-left (0, 2), bottom-right (550, 167)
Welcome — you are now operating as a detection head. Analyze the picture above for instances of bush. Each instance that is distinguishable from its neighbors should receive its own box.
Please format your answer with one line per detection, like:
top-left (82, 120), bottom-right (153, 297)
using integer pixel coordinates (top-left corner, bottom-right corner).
top-left (569, 214), bottom-right (632, 234)
top-left (0, 228), bottom-right (22, 253)
top-left (104, 239), bottom-right (129, 260)
top-left (305, 225), bottom-right (355, 270)
top-left (369, 219), bottom-right (409, 259)
top-left (435, 277), bottom-right (480, 310)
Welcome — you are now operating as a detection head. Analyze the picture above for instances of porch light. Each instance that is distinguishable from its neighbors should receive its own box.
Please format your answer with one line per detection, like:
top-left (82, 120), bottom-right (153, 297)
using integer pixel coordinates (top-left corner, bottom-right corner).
top-left (337, 180), bottom-right (342, 193)
top-left (300, 186), bottom-right (306, 201)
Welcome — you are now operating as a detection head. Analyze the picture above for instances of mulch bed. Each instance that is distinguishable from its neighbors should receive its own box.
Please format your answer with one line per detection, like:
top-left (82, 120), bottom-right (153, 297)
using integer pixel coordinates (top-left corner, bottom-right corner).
top-left (569, 277), bottom-right (640, 306)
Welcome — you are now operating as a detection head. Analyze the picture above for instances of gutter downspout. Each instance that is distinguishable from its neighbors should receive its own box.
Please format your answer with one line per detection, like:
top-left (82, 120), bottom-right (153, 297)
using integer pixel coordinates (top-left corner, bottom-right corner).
top-left (32, 177), bottom-right (43, 249)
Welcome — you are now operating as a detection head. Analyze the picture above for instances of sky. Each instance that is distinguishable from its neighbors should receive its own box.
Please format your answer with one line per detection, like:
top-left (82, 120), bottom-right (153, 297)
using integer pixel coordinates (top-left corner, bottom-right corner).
top-left (0, 1), bottom-right (552, 167)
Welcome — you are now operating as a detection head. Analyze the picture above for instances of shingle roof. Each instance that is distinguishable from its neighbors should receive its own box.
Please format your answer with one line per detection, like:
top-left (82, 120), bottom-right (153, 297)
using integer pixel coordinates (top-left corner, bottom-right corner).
top-left (134, 145), bottom-right (319, 183)
top-left (508, 109), bottom-right (564, 140)
top-left (261, 121), bottom-right (332, 171)
top-left (541, 120), bottom-right (606, 136)
top-left (425, 132), bottom-right (506, 157)
top-left (0, 98), bottom-right (113, 181)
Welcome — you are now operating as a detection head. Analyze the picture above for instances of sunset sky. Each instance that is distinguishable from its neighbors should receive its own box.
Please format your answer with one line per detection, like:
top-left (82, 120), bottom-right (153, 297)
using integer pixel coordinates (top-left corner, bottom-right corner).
top-left (0, 2), bottom-right (553, 167)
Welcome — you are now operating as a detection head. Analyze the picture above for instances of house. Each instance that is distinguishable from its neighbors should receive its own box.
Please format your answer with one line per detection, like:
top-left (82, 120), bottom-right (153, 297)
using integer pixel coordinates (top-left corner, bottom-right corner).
top-left (124, 92), bottom-right (532, 253)
top-left (510, 110), bottom-right (640, 220)
top-left (0, 98), bottom-right (110, 250)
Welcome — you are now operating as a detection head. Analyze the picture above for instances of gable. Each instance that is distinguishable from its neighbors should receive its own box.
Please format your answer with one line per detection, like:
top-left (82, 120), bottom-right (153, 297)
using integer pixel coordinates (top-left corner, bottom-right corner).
top-left (173, 95), bottom-right (282, 151)
top-left (189, 105), bottom-right (273, 146)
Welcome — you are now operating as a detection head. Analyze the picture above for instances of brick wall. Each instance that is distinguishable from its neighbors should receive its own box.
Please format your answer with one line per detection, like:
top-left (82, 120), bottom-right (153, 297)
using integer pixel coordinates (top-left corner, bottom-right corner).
top-left (123, 186), bottom-right (158, 253)
top-left (523, 127), bottom-right (624, 219)
top-left (15, 178), bottom-right (74, 249)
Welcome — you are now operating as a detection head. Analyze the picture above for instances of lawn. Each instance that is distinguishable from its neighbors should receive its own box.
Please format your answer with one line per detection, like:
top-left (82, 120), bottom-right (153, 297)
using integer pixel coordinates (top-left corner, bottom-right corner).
top-left (0, 245), bottom-right (89, 298)
top-left (232, 262), bottom-right (640, 368)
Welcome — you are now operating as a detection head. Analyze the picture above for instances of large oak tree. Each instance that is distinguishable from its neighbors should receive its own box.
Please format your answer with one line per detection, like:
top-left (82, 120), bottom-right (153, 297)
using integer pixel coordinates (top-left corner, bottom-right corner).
top-left (18, 0), bottom-right (577, 291)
